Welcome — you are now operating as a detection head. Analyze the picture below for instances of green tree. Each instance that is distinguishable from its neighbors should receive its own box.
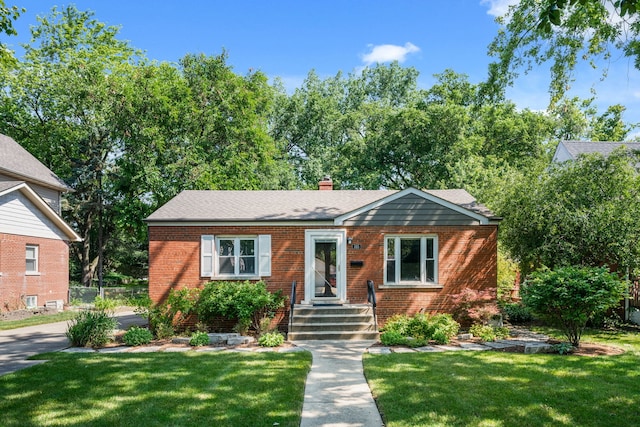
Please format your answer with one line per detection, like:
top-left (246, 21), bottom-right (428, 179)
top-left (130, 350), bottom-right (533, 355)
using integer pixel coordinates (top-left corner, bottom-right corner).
top-left (484, 0), bottom-right (640, 104)
top-left (0, 6), bottom-right (139, 286)
top-left (0, 1), bottom-right (23, 64)
top-left (521, 266), bottom-right (626, 346)
top-left (498, 148), bottom-right (640, 275)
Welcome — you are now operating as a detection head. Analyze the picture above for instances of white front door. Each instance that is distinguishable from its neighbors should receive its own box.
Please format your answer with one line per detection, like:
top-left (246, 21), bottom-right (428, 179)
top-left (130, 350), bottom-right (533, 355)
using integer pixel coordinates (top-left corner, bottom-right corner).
top-left (303, 230), bottom-right (346, 304)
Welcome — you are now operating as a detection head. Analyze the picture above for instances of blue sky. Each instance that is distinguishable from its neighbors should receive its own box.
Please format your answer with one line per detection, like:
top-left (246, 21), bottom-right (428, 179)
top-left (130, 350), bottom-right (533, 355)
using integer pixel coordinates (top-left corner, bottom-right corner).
top-left (9, 1), bottom-right (640, 128)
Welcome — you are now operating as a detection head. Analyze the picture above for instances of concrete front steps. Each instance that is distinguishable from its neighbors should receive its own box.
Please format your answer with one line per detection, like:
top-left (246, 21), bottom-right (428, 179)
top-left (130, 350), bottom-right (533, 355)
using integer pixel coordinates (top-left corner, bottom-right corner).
top-left (287, 304), bottom-right (379, 341)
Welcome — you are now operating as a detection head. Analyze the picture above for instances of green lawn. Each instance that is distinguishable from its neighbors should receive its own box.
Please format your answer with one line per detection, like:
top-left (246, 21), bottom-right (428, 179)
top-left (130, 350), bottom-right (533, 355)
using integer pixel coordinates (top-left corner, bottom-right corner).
top-left (364, 329), bottom-right (640, 427)
top-left (0, 351), bottom-right (311, 427)
top-left (0, 311), bottom-right (78, 330)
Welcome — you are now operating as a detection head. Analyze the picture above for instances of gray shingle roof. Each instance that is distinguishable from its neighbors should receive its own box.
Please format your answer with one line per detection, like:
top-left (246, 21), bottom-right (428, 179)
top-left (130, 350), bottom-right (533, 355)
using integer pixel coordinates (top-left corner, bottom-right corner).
top-left (563, 141), bottom-right (640, 159)
top-left (0, 134), bottom-right (69, 191)
top-left (146, 188), bottom-right (498, 222)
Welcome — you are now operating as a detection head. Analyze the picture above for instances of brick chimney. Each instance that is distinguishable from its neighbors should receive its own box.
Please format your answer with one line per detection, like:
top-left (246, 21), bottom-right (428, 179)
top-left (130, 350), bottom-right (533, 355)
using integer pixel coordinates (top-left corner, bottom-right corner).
top-left (318, 176), bottom-right (333, 191)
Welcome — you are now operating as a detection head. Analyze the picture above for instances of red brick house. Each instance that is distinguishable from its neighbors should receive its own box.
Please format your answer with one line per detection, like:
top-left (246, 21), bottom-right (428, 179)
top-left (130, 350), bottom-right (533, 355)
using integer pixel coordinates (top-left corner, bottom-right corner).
top-left (146, 179), bottom-right (500, 334)
top-left (0, 134), bottom-right (81, 312)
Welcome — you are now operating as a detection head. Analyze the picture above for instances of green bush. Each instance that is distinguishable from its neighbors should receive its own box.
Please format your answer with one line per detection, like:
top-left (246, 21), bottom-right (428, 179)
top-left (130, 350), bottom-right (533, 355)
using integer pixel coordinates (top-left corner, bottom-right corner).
top-left (155, 323), bottom-right (175, 340)
top-left (94, 296), bottom-right (118, 313)
top-left (380, 330), bottom-right (408, 346)
top-left (501, 302), bottom-right (534, 324)
top-left (196, 281), bottom-right (285, 331)
top-left (521, 266), bottom-right (626, 346)
top-left (469, 323), bottom-right (510, 342)
top-left (66, 310), bottom-right (117, 348)
top-left (134, 289), bottom-right (199, 337)
top-left (380, 313), bottom-right (460, 345)
top-left (258, 332), bottom-right (285, 347)
top-left (123, 326), bottom-right (153, 346)
top-left (189, 331), bottom-right (210, 346)
top-left (553, 342), bottom-right (575, 355)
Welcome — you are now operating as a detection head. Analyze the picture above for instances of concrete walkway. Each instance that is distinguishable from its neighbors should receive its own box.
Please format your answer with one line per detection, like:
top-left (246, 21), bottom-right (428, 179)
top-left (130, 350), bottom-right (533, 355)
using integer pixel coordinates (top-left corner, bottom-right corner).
top-left (294, 340), bottom-right (384, 427)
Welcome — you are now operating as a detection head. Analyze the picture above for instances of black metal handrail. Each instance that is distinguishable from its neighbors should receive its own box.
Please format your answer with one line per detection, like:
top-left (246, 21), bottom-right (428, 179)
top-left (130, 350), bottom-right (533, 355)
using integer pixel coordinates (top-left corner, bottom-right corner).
top-left (367, 280), bottom-right (377, 328)
top-left (289, 280), bottom-right (297, 331)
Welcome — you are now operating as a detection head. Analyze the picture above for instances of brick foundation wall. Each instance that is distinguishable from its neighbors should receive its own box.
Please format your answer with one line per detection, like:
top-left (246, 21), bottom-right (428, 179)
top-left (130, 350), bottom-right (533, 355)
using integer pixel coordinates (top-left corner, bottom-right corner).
top-left (0, 233), bottom-right (70, 312)
top-left (149, 224), bottom-right (498, 327)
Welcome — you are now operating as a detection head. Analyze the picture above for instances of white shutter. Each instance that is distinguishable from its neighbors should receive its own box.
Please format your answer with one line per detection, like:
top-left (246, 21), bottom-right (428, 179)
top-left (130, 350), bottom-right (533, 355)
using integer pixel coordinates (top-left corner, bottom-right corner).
top-left (258, 234), bottom-right (271, 277)
top-left (201, 235), bottom-right (214, 277)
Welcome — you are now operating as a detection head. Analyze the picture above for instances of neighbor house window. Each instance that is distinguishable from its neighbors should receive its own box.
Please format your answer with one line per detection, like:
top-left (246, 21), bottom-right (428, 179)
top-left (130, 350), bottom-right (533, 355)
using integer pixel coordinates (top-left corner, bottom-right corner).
top-left (26, 245), bottom-right (39, 273)
top-left (201, 234), bottom-right (271, 278)
top-left (384, 235), bottom-right (437, 285)
top-left (25, 295), bottom-right (37, 309)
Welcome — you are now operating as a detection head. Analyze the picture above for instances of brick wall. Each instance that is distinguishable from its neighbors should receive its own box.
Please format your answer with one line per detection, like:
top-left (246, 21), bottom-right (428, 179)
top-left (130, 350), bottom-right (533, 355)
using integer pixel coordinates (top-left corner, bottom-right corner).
top-left (149, 224), bottom-right (498, 326)
top-left (0, 233), bottom-right (70, 312)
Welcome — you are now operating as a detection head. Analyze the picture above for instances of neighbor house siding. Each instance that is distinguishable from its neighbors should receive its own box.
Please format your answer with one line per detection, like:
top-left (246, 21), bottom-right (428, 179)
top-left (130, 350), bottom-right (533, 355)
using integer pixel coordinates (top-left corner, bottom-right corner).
top-left (0, 173), bottom-right (61, 213)
top-left (0, 191), bottom-right (68, 240)
top-left (148, 223), bottom-right (498, 326)
top-left (343, 194), bottom-right (479, 226)
top-left (0, 233), bottom-right (69, 311)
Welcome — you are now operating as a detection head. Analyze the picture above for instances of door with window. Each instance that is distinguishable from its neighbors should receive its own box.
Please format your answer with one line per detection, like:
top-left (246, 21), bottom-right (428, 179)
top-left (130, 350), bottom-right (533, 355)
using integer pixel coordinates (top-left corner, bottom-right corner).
top-left (304, 230), bottom-right (346, 303)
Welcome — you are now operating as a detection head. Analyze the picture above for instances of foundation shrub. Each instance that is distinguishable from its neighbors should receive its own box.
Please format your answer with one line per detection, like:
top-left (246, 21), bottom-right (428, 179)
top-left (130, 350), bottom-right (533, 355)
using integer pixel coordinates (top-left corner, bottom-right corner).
top-left (258, 331), bottom-right (285, 347)
top-left (196, 281), bottom-right (285, 332)
top-left (380, 313), bottom-right (460, 345)
top-left (123, 326), bottom-right (153, 346)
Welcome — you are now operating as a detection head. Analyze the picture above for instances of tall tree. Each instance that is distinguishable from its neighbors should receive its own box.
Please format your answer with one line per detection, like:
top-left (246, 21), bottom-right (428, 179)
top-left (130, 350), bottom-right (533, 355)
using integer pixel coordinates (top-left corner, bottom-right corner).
top-left (0, 1), bottom-right (23, 64)
top-left (0, 6), bottom-right (139, 286)
top-left (483, 0), bottom-right (640, 104)
top-left (497, 148), bottom-right (640, 276)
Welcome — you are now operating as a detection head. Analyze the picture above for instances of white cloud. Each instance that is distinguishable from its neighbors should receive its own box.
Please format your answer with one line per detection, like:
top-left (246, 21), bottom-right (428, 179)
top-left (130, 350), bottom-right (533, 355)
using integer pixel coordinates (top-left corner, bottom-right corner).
top-left (480, 0), bottom-right (519, 17)
top-left (361, 42), bottom-right (420, 66)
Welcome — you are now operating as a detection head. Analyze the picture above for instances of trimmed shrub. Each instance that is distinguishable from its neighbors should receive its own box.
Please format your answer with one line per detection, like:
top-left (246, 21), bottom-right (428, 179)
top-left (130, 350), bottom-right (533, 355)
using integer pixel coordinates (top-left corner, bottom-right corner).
top-left (189, 331), bottom-right (210, 346)
top-left (380, 330), bottom-right (408, 346)
top-left (66, 310), bottom-right (117, 348)
top-left (258, 332), bottom-right (285, 347)
top-left (123, 326), bottom-right (153, 346)
top-left (196, 281), bottom-right (285, 331)
top-left (469, 323), bottom-right (510, 342)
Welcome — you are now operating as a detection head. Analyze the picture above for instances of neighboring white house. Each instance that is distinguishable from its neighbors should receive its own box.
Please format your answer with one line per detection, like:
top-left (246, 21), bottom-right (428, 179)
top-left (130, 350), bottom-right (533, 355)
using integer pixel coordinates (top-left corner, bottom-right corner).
top-left (0, 134), bottom-right (81, 312)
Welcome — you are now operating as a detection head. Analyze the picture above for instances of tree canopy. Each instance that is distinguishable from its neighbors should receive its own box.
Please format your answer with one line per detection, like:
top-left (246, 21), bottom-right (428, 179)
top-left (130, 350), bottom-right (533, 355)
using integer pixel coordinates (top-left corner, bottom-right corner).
top-left (484, 0), bottom-right (640, 104)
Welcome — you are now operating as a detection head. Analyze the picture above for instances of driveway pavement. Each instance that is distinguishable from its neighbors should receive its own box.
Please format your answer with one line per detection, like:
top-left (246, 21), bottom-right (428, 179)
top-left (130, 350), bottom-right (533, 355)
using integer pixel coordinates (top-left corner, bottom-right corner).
top-left (0, 310), bottom-right (146, 376)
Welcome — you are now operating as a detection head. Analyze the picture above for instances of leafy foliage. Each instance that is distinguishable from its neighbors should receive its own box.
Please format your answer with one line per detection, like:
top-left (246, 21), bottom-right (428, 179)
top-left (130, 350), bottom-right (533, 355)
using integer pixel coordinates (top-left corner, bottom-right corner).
top-left (501, 302), bottom-right (534, 324)
top-left (258, 332), bottom-right (285, 347)
top-left (380, 313), bottom-right (460, 345)
top-left (469, 323), bottom-right (510, 342)
top-left (196, 281), bottom-right (285, 331)
top-left (66, 310), bottom-right (117, 348)
top-left (498, 148), bottom-right (640, 276)
top-left (189, 331), bottom-right (210, 347)
top-left (521, 266), bottom-right (627, 346)
top-left (123, 326), bottom-right (153, 346)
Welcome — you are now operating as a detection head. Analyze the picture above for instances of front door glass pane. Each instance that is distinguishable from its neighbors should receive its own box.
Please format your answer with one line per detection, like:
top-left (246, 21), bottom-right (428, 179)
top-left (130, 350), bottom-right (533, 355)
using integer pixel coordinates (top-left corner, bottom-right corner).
top-left (314, 240), bottom-right (337, 298)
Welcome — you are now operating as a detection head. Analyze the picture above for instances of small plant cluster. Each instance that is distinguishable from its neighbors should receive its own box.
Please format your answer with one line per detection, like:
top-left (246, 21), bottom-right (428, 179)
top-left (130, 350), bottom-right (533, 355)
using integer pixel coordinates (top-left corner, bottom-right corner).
top-left (380, 313), bottom-right (460, 347)
top-left (258, 331), bottom-right (285, 347)
top-left (553, 342), bottom-right (575, 355)
top-left (123, 326), bottom-right (153, 346)
top-left (469, 323), bottom-right (510, 342)
top-left (189, 331), bottom-right (210, 346)
top-left (66, 309), bottom-right (117, 348)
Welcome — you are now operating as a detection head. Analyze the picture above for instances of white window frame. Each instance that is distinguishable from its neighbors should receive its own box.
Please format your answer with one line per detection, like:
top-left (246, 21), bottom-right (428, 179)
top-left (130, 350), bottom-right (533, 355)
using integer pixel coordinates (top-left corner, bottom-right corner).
top-left (384, 235), bottom-right (438, 286)
top-left (200, 234), bottom-right (271, 279)
top-left (25, 295), bottom-right (37, 309)
top-left (26, 244), bottom-right (39, 274)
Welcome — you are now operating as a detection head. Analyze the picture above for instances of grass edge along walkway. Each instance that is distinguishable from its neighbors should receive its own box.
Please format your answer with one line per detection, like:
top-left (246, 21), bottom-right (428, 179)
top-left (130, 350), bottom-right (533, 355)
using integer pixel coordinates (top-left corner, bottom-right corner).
top-left (0, 350), bottom-right (312, 427)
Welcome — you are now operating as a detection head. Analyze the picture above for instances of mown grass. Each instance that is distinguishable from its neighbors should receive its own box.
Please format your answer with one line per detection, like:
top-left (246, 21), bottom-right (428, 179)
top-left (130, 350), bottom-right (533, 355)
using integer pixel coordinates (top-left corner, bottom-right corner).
top-left (0, 311), bottom-right (78, 330)
top-left (364, 329), bottom-right (640, 427)
top-left (0, 351), bottom-right (311, 427)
